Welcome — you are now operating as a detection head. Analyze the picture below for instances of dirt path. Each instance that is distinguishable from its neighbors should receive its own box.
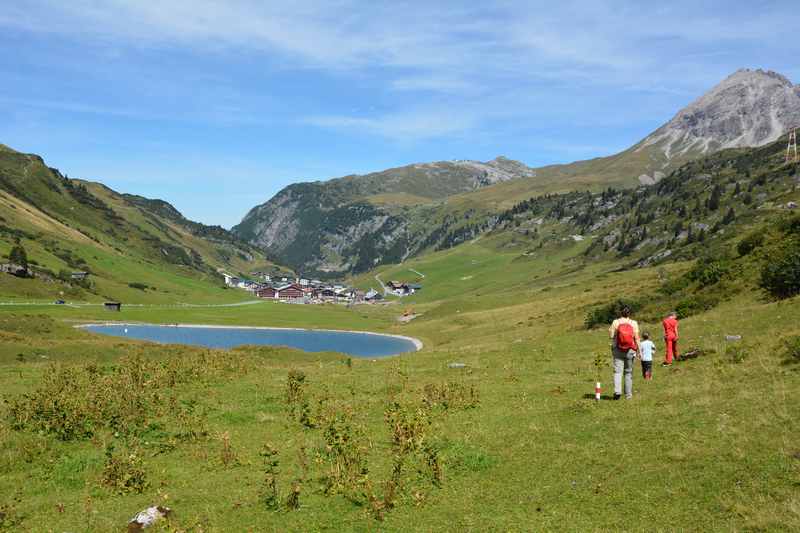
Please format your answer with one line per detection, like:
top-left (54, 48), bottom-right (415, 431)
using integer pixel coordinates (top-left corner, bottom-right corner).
top-left (374, 273), bottom-right (389, 295)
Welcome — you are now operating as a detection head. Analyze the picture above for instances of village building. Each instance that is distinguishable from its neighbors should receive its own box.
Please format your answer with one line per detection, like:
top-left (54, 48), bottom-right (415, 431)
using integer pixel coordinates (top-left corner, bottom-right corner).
top-left (221, 273), bottom-right (239, 287)
top-left (256, 286), bottom-right (278, 299)
top-left (335, 287), bottom-right (354, 302)
top-left (365, 289), bottom-right (382, 301)
top-left (276, 283), bottom-right (305, 300)
top-left (240, 280), bottom-right (261, 292)
top-left (104, 302), bottom-right (122, 312)
top-left (317, 287), bottom-right (337, 301)
top-left (70, 271), bottom-right (89, 281)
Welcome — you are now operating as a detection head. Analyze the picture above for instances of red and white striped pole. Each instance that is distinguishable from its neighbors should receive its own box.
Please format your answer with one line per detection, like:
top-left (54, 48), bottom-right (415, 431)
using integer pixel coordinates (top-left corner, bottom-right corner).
top-left (595, 382), bottom-right (601, 401)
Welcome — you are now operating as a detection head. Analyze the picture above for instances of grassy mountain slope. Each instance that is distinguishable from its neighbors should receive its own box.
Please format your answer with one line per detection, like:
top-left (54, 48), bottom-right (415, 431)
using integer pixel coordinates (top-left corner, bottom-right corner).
top-left (444, 140), bottom-right (676, 211)
top-left (488, 137), bottom-right (800, 268)
top-left (1, 195), bottom-right (798, 529)
top-left (0, 144), bottom-right (275, 303)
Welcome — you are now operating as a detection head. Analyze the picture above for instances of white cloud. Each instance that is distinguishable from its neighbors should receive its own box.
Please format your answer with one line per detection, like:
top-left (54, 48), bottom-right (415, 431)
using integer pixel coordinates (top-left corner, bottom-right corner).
top-left (3, 1), bottom-right (799, 140)
top-left (10, 1), bottom-right (796, 89)
top-left (390, 77), bottom-right (474, 94)
top-left (303, 109), bottom-right (480, 141)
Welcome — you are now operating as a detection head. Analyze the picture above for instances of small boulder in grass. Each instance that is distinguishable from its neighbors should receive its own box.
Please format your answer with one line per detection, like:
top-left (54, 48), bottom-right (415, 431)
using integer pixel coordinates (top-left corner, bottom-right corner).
top-left (127, 506), bottom-right (171, 531)
top-left (680, 347), bottom-right (715, 360)
top-left (725, 335), bottom-right (742, 341)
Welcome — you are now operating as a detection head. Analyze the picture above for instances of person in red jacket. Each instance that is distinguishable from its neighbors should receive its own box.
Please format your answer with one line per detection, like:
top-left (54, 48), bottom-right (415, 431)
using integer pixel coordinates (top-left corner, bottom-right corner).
top-left (662, 311), bottom-right (679, 366)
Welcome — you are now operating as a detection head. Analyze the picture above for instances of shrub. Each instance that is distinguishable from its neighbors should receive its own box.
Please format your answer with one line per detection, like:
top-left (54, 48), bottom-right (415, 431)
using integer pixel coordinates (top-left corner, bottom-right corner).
top-left (285, 481), bottom-right (301, 510)
top-left (658, 275), bottom-right (690, 296)
top-left (725, 345), bottom-right (749, 364)
top-left (687, 256), bottom-right (729, 287)
top-left (260, 443), bottom-right (280, 510)
top-left (101, 444), bottom-right (148, 494)
top-left (421, 382), bottom-right (479, 410)
top-left (675, 293), bottom-right (721, 319)
top-left (8, 352), bottom-right (248, 441)
top-left (584, 299), bottom-right (640, 329)
top-left (319, 404), bottom-right (369, 498)
top-left (219, 431), bottom-right (239, 467)
top-left (0, 496), bottom-right (23, 530)
top-left (285, 370), bottom-right (314, 427)
top-left (737, 232), bottom-right (765, 257)
top-left (128, 282), bottom-right (148, 291)
top-left (783, 335), bottom-right (800, 363)
top-left (7, 243), bottom-right (27, 269)
top-left (759, 238), bottom-right (800, 299)
top-left (779, 214), bottom-right (800, 235)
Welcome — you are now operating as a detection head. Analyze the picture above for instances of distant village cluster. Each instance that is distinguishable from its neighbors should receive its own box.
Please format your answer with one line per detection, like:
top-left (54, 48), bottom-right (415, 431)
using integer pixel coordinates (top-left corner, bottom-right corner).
top-left (221, 271), bottom-right (422, 304)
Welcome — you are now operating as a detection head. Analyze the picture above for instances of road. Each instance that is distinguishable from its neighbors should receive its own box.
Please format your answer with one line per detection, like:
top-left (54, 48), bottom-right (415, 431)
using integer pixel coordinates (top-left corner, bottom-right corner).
top-left (374, 273), bottom-right (389, 295)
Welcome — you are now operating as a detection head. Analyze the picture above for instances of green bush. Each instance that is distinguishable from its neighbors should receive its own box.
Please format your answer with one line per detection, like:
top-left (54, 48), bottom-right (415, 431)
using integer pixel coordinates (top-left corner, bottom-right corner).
top-left (737, 232), bottom-right (765, 257)
top-left (783, 335), bottom-right (800, 363)
top-left (687, 256), bottom-right (729, 287)
top-left (584, 299), bottom-right (640, 329)
top-left (0, 497), bottom-right (23, 530)
top-left (128, 282), bottom-right (148, 291)
top-left (759, 238), bottom-right (800, 299)
top-left (725, 345), bottom-right (748, 364)
top-left (7, 243), bottom-right (27, 269)
top-left (658, 275), bottom-right (690, 296)
top-left (674, 293), bottom-right (721, 319)
top-left (779, 214), bottom-right (800, 235)
top-left (101, 444), bottom-right (148, 494)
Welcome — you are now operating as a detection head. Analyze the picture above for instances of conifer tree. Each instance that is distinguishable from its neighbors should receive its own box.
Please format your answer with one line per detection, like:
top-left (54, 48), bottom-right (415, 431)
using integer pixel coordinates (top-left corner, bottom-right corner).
top-left (8, 240), bottom-right (27, 269)
top-left (722, 207), bottom-right (736, 225)
top-left (707, 184), bottom-right (722, 211)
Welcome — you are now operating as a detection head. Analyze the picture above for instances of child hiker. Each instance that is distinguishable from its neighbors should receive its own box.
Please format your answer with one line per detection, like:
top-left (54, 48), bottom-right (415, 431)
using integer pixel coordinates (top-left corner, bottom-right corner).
top-left (639, 332), bottom-right (655, 380)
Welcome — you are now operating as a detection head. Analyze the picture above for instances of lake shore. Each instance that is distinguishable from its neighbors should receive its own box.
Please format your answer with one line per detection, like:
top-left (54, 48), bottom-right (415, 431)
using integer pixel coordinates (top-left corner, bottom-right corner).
top-left (74, 321), bottom-right (424, 352)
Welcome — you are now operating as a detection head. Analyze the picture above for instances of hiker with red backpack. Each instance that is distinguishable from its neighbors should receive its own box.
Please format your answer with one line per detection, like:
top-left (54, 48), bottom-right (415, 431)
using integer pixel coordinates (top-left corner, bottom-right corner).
top-left (609, 306), bottom-right (640, 400)
top-left (662, 311), bottom-right (679, 367)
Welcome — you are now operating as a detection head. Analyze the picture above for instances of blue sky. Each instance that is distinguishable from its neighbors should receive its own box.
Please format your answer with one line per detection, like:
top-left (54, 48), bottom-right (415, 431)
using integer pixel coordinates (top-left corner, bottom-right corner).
top-left (1, 1), bottom-right (798, 227)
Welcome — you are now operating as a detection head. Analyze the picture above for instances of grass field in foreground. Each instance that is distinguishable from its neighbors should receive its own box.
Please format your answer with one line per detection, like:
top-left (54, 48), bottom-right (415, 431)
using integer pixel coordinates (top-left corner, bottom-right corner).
top-left (1, 237), bottom-right (799, 531)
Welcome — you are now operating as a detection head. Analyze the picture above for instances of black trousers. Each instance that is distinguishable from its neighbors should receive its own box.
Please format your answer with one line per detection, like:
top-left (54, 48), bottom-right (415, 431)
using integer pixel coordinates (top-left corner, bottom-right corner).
top-left (641, 360), bottom-right (653, 378)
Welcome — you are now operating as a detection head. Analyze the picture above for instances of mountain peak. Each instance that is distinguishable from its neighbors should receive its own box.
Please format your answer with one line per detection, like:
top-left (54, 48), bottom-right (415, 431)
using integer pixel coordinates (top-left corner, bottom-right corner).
top-left (725, 68), bottom-right (793, 87)
top-left (640, 68), bottom-right (800, 160)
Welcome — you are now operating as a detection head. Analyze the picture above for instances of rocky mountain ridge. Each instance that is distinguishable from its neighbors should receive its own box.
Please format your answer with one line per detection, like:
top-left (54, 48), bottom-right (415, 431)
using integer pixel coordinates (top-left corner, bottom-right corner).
top-left (235, 68), bottom-right (800, 276)
top-left (635, 68), bottom-right (800, 183)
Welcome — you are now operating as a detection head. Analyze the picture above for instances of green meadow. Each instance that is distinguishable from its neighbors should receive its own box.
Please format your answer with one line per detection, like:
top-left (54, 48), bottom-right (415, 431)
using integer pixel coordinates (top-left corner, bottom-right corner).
top-left (1, 230), bottom-right (799, 531)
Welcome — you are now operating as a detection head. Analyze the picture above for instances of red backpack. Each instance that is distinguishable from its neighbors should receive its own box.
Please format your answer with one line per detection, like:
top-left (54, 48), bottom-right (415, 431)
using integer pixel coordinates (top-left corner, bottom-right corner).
top-left (616, 322), bottom-right (637, 351)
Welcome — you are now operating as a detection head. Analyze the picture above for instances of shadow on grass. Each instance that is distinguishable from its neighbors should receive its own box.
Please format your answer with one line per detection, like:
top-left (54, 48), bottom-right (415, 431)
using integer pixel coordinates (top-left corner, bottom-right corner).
top-left (581, 393), bottom-right (614, 401)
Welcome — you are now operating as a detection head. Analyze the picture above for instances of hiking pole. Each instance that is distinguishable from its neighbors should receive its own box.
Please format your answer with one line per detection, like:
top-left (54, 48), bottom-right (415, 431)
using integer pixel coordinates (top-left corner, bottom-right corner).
top-left (595, 382), bottom-right (601, 401)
